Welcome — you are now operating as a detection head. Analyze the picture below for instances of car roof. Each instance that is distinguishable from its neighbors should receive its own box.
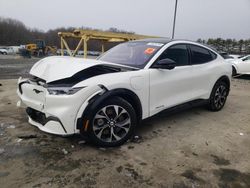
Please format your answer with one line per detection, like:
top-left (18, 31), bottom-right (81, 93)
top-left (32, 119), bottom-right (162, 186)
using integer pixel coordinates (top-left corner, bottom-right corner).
top-left (131, 38), bottom-right (220, 54)
top-left (133, 38), bottom-right (172, 44)
top-left (132, 38), bottom-right (205, 46)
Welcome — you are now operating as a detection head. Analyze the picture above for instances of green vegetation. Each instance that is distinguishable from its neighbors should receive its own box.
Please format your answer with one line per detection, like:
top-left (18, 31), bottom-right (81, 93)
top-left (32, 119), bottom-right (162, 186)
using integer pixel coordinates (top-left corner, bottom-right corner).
top-left (197, 38), bottom-right (250, 55)
top-left (1, 17), bottom-right (249, 54)
top-left (0, 17), bottom-right (133, 50)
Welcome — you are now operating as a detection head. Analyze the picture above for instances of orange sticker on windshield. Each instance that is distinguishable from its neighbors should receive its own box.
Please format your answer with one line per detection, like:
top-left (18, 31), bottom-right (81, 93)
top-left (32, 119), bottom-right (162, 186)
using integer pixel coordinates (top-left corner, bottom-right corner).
top-left (144, 48), bottom-right (156, 55)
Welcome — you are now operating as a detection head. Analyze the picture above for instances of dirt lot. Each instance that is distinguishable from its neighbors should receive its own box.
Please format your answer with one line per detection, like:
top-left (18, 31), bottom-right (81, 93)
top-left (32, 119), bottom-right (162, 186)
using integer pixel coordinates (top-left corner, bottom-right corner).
top-left (0, 55), bottom-right (40, 79)
top-left (0, 55), bottom-right (250, 188)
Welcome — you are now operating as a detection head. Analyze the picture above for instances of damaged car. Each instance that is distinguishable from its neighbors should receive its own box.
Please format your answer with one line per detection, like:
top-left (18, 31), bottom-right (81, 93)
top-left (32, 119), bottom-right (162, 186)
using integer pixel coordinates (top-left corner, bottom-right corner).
top-left (17, 38), bottom-right (231, 147)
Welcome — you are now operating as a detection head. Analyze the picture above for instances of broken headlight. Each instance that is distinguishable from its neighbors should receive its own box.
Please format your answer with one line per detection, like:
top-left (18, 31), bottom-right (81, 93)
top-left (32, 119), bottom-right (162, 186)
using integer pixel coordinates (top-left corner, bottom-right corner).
top-left (47, 87), bottom-right (86, 95)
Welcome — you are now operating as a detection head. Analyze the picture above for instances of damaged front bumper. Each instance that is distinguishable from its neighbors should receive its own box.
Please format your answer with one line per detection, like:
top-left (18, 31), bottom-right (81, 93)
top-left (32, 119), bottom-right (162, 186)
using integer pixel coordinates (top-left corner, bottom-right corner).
top-left (17, 77), bottom-right (103, 135)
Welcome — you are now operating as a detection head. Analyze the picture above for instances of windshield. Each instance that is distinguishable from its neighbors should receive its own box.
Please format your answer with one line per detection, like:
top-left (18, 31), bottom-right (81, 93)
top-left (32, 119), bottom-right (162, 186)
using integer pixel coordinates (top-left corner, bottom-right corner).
top-left (98, 41), bottom-right (164, 68)
top-left (240, 55), bottom-right (250, 60)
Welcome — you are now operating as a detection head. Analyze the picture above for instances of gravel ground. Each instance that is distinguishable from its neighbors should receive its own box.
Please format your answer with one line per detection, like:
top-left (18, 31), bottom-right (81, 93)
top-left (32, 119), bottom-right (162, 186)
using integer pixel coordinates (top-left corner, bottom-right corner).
top-left (0, 54), bottom-right (95, 79)
top-left (0, 55), bottom-right (40, 79)
top-left (0, 55), bottom-right (250, 187)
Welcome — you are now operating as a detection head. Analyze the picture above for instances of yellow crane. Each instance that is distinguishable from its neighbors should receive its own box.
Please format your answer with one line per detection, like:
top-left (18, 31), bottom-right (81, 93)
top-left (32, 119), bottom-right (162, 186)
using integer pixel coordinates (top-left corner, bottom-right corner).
top-left (58, 29), bottom-right (158, 58)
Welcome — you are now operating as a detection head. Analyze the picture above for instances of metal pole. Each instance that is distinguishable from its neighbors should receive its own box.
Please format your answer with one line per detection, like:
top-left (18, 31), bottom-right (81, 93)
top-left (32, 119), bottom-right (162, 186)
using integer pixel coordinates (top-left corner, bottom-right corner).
top-left (60, 37), bottom-right (64, 56)
top-left (172, 0), bottom-right (178, 39)
top-left (84, 37), bottom-right (89, 59)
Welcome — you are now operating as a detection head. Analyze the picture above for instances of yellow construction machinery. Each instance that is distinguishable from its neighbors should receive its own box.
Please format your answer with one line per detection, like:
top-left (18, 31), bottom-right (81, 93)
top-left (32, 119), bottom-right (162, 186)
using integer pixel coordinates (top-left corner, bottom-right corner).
top-left (58, 29), bottom-right (158, 58)
top-left (20, 39), bottom-right (57, 57)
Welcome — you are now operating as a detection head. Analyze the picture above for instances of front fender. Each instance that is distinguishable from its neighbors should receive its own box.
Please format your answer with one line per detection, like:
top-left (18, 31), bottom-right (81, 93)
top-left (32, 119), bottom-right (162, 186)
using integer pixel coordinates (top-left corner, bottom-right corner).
top-left (232, 63), bottom-right (239, 72)
top-left (74, 87), bottom-right (104, 133)
top-left (75, 87), bottom-right (143, 133)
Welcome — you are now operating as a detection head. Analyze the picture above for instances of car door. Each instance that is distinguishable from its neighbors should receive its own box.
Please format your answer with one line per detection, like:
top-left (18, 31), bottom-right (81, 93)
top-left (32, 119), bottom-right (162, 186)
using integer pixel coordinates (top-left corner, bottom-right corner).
top-left (238, 56), bottom-right (250, 74)
top-left (149, 44), bottom-right (195, 116)
top-left (187, 44), bottom-right (218, 99)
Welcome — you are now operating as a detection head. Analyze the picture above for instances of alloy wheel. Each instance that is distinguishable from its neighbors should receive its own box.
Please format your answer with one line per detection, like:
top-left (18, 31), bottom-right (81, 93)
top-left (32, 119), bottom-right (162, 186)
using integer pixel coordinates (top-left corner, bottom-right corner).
top-left (214, 85), bottom-right (227, 109)
top-left (93, 105), bottom-right (131, 143)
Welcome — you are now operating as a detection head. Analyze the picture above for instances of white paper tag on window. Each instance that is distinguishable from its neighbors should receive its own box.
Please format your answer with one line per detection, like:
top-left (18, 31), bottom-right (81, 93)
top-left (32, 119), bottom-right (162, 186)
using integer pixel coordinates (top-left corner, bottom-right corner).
top-left (147, 42), bottom-right (164, 47)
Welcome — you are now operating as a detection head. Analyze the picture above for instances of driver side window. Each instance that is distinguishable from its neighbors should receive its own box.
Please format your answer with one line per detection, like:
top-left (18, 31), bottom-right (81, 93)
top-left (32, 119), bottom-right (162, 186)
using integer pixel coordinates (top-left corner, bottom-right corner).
top-left (157, 44), bottom-right (189, 66)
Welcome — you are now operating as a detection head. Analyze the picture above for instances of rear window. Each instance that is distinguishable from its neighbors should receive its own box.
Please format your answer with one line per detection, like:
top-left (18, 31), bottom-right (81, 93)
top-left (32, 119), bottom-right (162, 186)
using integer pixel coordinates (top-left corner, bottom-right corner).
top-left (189, 45), bottom-right (216, 64)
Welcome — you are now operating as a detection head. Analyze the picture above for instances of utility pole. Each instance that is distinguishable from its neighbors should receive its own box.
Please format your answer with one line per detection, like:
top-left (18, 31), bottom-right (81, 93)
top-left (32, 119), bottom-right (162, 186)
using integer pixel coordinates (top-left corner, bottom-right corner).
top-left (172, 0), bottom-right (178, 39)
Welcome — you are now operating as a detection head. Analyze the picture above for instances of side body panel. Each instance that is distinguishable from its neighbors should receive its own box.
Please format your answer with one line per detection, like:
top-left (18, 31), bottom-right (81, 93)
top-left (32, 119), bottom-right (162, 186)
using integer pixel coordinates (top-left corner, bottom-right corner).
top-left (236, 60), bottom-right (250, 74)
top-left (145, 41), bottom-right (231, 116)
top-left (190, 57), bottom-right (231, 99)
top-left (149, 66), bottom-right (194, 116)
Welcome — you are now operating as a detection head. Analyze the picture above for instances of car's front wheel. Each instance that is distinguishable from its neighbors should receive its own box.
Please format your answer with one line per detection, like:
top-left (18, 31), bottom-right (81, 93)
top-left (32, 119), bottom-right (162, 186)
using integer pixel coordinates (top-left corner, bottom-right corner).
top-left (87, 97), bottom-right (137, 147)
top-left (208, 80), bottom-right (229, 111)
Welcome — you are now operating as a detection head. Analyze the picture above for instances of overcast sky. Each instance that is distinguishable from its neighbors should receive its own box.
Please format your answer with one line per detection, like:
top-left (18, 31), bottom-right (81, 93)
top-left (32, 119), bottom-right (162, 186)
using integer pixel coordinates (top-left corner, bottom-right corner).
top-left (0, 0), bottom-right (250, 40)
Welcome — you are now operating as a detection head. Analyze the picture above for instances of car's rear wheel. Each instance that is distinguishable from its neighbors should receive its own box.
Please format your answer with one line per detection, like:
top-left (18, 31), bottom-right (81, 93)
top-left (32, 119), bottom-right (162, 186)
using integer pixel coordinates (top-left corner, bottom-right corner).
top-left (208, 81), bottom-right (229, 111)
top-left (87, 97), bottom-right (137, 147)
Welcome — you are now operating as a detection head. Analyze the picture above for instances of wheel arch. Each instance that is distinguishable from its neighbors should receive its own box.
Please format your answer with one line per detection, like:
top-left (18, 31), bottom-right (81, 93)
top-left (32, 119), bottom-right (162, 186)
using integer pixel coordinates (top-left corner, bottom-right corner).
top-left (217, 75), bottom-right (230, 88)
top-left (78, 87), bottom-right (143, 132)
top-left (207, 75), bottom-right (230, 111)
top-left (232, 64), bottom-right (238, 73)
top-left (210, 75), bottom-right (231, 97)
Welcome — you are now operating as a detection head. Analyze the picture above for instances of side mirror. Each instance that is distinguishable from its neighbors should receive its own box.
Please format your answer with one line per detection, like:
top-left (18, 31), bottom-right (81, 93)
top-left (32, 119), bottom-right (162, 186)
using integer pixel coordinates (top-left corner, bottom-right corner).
top-left (152, 58), bottom-right (177, 70)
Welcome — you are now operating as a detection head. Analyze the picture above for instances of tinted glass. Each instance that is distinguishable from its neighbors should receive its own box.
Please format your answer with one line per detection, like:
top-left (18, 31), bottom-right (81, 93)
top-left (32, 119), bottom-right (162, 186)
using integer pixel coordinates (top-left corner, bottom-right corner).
top-left (157, 44), bottom-right (189, 66)
top-left (98, 41), bottom-right (164, 68)
top-left (210, 51), bottom-right (217, 59)
top-left (243, 56), bottom-right (250, 61)
top-left (189, 45), bottom-right (214, 64)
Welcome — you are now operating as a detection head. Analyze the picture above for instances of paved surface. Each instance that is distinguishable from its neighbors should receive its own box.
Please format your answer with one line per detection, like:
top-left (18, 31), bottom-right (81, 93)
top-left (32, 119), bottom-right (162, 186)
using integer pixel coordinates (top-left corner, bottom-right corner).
top-left (0, 55), bottom-right (250, 187)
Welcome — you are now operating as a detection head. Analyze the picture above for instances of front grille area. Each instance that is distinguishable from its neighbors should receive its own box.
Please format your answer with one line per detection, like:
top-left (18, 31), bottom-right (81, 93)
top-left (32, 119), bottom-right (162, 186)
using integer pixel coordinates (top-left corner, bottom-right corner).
top-left (26, 107), bottom-right (46, 125)
top-left (26, 108), bottom-right (67, 133)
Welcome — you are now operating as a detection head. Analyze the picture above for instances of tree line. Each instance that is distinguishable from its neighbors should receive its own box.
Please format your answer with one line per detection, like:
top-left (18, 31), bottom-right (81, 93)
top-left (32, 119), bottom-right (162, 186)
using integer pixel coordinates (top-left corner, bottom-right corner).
top-left (1, 17), bottom-right (249, 54)
top-left (0, 17), bottom-right (134, 51)
top-left (197, 38), bottom-right (250, 55)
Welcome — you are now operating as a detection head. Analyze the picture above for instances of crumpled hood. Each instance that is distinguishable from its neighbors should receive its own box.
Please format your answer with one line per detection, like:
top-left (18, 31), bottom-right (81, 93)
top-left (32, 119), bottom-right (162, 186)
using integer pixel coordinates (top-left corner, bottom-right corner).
top-left (30, 56), bottom-right (135, 83)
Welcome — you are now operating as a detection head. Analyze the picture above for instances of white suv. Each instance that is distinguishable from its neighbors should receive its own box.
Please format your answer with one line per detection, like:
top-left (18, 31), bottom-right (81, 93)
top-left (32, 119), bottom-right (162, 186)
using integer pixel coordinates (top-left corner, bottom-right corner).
top-left (17, 38), bottom-right (231, 146)
top-left (232, 55), bottom-right (250, 75)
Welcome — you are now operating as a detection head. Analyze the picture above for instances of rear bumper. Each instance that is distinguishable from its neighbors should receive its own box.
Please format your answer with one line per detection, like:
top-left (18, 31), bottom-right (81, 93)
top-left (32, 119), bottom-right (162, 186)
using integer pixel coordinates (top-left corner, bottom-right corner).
top-left (17, 77), bottom-right (103, 135)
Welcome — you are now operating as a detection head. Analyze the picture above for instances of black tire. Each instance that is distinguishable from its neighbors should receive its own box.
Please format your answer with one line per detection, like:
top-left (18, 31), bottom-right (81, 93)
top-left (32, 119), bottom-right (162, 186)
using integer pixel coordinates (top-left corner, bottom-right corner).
top-left (207, 80), bottom-right (229, 111)
top-left (232, 66), bottom-right (237, 77)
top-left (86, 97), bottom-right (137, 147)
